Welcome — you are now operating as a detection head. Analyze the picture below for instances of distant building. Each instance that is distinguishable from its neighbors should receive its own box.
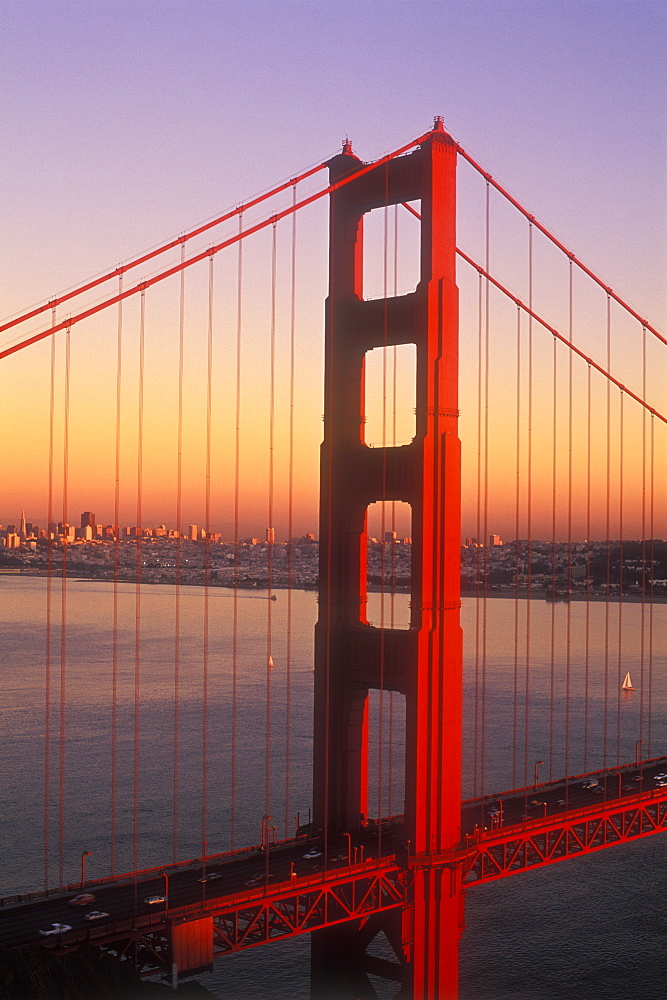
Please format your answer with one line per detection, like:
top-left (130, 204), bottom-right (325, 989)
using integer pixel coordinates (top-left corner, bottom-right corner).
top-left (489, 534), bottom-right (503, 546)
top-left (188, 524), bottom-right (198, 541)
top-left (266, 527), bottom-right (275, 544)
top-left (81, 511), bottom-right (96, 529)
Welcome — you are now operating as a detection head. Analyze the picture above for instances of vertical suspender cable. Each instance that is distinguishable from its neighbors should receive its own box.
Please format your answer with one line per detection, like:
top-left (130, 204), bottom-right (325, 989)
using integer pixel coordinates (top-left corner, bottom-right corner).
top-left (112, 276), bottom-right (123, 875)
top-left (512, 305), bottom-right (521, 787)
top-left (266, 222), bottom-right (277, 824)
top-left (388, 201), bottom-right (399, 817)
top-left (604, 294), bottom-right (611, 768)
top-left (584, 364), bottom-right (592, 771)
top-left (549, 333), bottom-right (557, 778)
top-left (231, 214), bottom-right (243, 850)
top-left (134, 290), bottom-right (145, 874)
top-left (44, 309), bottom-right (56, 889)
top-left (59, 324), bottom-right (71, 890)
top-left (173, 243), bottom-right (185, 862)
top-left (647, 417), bottom-right (654, 755)
top-left (377, 170), bottom-right (389, 852)
top-left (524, 222), bottom-right (533, 791)
top-left (322, 187), bottom-right (338, 868)
top-left (616, 391), bottom-right (624, 765)
top-left (473, 271), bottom-right (482, 798)
top-left (481, 179), bottom-right (490, 800)
top-left (202, 253), bottom-right (214, 865)
top-left (565, 262), bottom-right (573, 781)
top-left (285, 184), bottom-right (297, 838)
top-left (639, 327), bottom-right (646, 746)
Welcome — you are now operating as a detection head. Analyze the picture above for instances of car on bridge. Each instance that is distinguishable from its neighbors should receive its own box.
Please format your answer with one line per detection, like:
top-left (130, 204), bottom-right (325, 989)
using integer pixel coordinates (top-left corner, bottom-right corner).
top-left (39, 923), bottom-right (71, 936)
top-left (144, 895), bottom-right (166, 905)
top-left (245, 873), bottom-right (277, 887)
top-left (69, 892), bottom-right (95, 907)
top-left (198, 871), bottom-right (223, 882)
top-left (84, 911), bottom-right (109, 921)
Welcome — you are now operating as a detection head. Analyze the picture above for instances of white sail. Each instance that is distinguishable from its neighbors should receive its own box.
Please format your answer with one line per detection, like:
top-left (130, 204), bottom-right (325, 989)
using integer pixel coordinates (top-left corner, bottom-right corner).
top-left (268, 655), bottom-right (274, 669)
top-left (622, 671), bottom-right (634, 691)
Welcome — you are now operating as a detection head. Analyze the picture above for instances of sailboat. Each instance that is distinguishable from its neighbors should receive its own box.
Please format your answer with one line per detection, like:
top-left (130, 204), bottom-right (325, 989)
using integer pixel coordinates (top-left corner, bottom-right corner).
top-left (622, 671), bottom-right (634, 692)
top-left (268, 655), bottom-right (274, 669)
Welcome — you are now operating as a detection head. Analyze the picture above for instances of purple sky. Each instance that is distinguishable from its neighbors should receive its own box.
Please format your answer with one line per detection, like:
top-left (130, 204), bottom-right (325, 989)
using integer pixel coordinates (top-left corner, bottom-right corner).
top-left (1, 1), bottom-right (665, 536)
top-left (2, 1), bottom-right (664, 317)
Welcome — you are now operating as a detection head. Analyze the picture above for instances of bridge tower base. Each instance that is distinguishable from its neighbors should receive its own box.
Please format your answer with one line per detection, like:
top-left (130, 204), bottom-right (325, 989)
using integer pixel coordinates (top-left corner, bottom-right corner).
top-left (313, 118), bottom-right (463, 999)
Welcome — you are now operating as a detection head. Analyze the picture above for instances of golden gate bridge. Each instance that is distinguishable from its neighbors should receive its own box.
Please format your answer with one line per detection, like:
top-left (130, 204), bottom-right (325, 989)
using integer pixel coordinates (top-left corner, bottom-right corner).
top-left (0, 118), bottom-right (665, 998)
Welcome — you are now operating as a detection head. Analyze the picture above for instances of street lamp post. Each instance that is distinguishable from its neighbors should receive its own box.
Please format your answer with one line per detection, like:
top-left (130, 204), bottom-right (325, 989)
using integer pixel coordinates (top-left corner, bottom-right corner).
top-left (534, 760), bottom-right (544, 789)
top-left (161, 872), bottom-right (169, 909)
top-left (201, 840), bottom-right (208, 885)
top-left (343, 832), bottom-right (352, 866)
top-left (635, 739), bottom-right (645, 766)
top-left (81, 851), bottom-right (92, 889)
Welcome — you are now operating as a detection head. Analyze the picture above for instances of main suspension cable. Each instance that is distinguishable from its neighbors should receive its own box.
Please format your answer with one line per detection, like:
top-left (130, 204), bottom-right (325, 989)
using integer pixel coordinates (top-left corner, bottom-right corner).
top-left (455, 143), bottom-right (666, 347)
top-left (0, 162), bottom-right (329, 339)
top-left (2, 133), bottom-right (430, 361)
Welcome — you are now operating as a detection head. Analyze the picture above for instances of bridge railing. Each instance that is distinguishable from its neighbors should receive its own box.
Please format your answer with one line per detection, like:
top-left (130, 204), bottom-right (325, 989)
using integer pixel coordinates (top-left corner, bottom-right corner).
top-left (463, 755), bottom-right (667, 812)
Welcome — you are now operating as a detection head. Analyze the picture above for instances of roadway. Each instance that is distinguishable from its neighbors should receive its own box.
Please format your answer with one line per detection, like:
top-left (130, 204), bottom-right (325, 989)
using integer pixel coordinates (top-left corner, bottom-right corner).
top-left (2, 755), bottom-right (666, 950)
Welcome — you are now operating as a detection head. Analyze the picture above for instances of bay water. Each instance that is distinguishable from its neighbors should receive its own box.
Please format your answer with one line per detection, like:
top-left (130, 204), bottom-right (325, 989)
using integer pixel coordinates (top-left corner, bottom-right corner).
top-left (1, 576), bottom-right (665, 998)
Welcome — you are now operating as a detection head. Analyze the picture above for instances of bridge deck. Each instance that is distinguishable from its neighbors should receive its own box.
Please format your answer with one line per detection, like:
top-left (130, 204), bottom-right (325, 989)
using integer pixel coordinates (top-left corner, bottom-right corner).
top-left (2, 757), bottom-right (666, 976)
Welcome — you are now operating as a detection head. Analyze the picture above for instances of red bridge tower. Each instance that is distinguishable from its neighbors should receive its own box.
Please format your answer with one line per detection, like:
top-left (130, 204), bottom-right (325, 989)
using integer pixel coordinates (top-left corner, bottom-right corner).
top-left (312, 118), bottom-right (463, 998)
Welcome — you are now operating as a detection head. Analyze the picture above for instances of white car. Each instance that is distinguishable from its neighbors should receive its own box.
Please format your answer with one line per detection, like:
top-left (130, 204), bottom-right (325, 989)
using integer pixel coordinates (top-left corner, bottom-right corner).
top-left (581, 780), bottom-right (599, 789)
top-left (39, 923), bottom-right (72, 936)
top-left (84, 910), bottom-right (109, 921)
top-left (303, 850), bottom-right (322, 859)
top-left (144, 895), bottom-right (166, 905)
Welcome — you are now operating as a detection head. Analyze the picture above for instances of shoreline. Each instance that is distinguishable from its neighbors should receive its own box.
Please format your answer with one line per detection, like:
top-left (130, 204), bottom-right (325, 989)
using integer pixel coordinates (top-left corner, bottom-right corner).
top-left (3, 570), bottom-right (665, 604)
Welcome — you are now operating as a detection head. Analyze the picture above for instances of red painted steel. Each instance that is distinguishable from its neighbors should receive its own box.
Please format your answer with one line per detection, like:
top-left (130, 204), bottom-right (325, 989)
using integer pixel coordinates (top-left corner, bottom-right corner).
top-left (170, 916), bottom-right (214, 977)
top-left (313, 117), bottom-right (463, 999)
top-left (40, 860), bottom-right (406, 980)
top-left (463, 788), bottom-right (667, 884)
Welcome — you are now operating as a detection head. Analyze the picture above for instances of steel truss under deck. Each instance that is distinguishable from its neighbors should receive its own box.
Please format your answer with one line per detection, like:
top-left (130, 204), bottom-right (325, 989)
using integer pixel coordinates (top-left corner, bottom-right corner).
top-left (462, 791), bottom-right (667, 885)
top-left (41, 859), bottom-right (406, 979)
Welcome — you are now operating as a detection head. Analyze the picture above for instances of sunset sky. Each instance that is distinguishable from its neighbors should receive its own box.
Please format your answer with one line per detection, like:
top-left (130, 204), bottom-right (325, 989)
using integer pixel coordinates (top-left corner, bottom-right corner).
top-left (1, 1), bottom-right (665, 540)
